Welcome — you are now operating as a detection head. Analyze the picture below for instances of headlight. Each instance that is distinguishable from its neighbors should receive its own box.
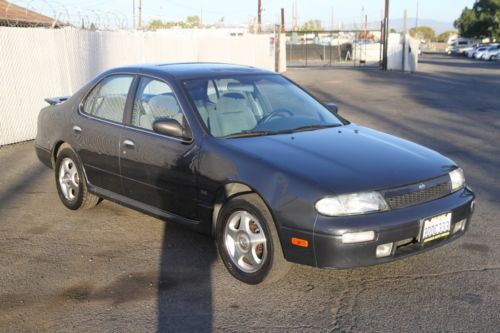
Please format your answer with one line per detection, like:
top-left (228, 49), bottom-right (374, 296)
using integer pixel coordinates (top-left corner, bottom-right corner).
top-left (315, 191), bottom-right (389, 216)
top-left (449, 168), bottom-right (465, 192)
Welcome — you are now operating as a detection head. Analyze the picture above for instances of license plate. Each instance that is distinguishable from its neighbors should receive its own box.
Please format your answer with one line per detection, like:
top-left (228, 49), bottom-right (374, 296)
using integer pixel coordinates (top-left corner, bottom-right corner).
top-left (422, 213), bottom-right (451, 243)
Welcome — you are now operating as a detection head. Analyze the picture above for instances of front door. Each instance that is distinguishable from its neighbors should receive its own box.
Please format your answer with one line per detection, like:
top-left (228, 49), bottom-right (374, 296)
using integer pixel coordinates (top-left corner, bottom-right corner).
top-left (119, 76), bottom-right (199, 220)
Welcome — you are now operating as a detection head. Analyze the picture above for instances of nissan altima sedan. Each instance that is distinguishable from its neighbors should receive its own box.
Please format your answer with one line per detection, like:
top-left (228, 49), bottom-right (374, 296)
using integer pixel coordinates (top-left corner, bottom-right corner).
top-left (35, 63), bottom-right (475, 284)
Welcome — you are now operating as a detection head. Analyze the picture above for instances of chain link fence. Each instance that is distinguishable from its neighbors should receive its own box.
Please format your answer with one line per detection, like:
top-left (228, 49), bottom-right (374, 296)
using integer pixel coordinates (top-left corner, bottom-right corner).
top-left (0, 27), bottom-right (277, 146)
top-left (286, 30), bottom-right (383, 67)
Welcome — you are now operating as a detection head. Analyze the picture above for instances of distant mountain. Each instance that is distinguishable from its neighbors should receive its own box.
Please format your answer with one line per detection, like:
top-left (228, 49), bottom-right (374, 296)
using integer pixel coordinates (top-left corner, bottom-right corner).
top-left (389, 18), bottom-right (455, 34)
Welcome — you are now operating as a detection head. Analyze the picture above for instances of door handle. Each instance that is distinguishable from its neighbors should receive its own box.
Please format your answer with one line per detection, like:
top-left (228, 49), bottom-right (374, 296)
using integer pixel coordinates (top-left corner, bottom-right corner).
top-left (72, 125), bottom-right (82, 134)
top-left (123, 139), bottom-right (135, 149)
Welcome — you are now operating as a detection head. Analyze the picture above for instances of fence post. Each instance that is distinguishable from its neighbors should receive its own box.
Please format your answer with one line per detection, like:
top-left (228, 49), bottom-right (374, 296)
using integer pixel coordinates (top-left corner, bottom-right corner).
top-left (305, 33), bottom-right (308, 66)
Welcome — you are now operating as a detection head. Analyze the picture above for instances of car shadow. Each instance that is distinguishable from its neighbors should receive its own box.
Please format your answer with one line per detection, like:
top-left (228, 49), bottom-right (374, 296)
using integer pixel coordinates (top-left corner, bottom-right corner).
top-left (156, 221), bottom-right (217, 333)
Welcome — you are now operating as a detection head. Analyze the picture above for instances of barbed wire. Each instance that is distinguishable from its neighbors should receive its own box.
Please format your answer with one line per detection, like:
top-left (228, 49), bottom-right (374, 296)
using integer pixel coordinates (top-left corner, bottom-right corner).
top-left (3, 0), bottom-right (132, 29)
top-left (3, 0), bottom-right (382, 31)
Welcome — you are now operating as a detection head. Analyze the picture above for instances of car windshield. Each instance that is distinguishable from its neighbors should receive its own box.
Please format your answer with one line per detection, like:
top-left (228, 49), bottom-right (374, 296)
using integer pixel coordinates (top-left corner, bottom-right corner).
top-left (183, 75), bottom-right (344, 138)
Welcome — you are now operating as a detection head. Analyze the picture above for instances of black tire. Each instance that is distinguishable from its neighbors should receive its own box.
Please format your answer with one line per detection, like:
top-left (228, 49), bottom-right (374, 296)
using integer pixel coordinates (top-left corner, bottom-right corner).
top-left (216, 193), bottom-right (291, 284)
top-left (55, 144), bottom-right (100, 210)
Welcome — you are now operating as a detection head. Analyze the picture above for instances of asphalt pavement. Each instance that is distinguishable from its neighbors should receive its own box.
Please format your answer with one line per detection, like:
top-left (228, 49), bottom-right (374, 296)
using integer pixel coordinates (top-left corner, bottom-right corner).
top-left (1, 53), bottom-right (499, 332)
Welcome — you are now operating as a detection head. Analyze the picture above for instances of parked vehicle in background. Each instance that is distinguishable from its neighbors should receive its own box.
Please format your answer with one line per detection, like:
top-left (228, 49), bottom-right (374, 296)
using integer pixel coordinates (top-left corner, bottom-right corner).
top-left (446, 37), bottom-right (480, 55)
top-left (466, 44), bottom-right (483, 58)
top-left (474, 47), bottom-right (489, 59)
top-left (481, 45), bottom-right (500, 60)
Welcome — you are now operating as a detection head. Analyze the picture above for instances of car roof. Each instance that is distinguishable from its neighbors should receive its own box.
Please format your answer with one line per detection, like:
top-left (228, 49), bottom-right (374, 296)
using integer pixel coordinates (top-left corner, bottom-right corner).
top-left (106, 62), bottom-right (276, 80)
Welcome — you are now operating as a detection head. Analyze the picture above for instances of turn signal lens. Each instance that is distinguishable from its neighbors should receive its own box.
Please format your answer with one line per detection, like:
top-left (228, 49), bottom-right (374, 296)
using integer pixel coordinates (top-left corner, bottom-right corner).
top-left (291, 237), bottom-right (309, 248)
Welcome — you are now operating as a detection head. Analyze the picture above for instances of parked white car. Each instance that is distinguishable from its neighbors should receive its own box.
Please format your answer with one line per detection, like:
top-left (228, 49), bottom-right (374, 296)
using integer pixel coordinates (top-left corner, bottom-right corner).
top-left (481, 45), bottom-right (500, 60)
top-left (474, 47), bottom-right (489, 59)
top-left (466, 44), bottom-right (484, 58)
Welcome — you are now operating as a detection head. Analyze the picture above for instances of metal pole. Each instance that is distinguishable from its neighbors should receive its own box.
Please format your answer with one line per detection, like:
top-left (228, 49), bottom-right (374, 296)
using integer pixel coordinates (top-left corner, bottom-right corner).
top-left (382, 0), bottom-right (389, 70)
top-left (133, 0), bottom-right (135, 29)
top-left (138, 0), bottom-right (142, 30)
top-left (331, 8), bottom-right (334, 30)
top-left (281, 8), bottom-right (285, 33)
top-left (258, 0), bottom-right (262, 32)
top-left (305, 35), bottom-right (308, 66)
top-left (402, 9), bottom-right (407, 71)
top-left (415, 0), bottom-right (419, 28)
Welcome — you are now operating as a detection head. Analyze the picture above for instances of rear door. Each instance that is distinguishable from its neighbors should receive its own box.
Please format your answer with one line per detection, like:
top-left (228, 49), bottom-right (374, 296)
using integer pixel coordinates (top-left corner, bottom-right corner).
top-left (76, 74), bottom-right (135, 194)
top-left (119, 75), bottom-right (199, 219)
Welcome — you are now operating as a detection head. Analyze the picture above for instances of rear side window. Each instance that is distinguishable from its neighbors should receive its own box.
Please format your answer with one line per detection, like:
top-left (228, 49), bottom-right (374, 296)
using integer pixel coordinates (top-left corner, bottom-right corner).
top-left (82, 75), bottom-right (134, 123)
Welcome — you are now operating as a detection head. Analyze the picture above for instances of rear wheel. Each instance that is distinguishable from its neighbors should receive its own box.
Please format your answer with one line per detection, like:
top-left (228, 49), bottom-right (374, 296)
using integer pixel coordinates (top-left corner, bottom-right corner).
top-left (55, 145), bottom-right (100, 210)
top-left (216, 193), bottom-right (291, 284)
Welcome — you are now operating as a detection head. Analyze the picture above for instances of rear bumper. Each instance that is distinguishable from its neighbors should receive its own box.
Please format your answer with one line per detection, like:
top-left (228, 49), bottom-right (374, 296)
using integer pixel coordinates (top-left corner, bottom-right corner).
top-left (283, 187), bottom-right (475, 269)
top-left (35, 144), bottom-right (52, 168)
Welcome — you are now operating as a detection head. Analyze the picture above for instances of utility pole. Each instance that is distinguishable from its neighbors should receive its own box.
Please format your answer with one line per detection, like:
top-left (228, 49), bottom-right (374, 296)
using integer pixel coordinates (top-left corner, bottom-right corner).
top-left (331, 8), bottom-right (334, 31)
top-left (280, 8), bottom-right (285, 33)
top-left (133, 0), bottom-right (136, 29)
top-left (415, 0), bottom-right (419, 28)
top-left (382, 0), bottom-right (389, 70)
top-left (138, 0), bottom-right (142, 30)
top-left (257, 0), bottom-right (262, 32)
top-left (292, 0), bottom-right (297, 31)
top-left (402, 9), bottom-right (407, 71)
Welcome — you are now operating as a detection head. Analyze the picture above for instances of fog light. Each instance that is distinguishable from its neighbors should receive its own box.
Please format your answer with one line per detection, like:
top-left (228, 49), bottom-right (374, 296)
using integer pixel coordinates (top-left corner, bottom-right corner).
top-left (376, 243), bottom-right (393, 258)
top-left (470, 200), bottom-right (475, 213)
top-left (453, 219), bottom-right (466, 234)
top-left (341, 231), bottom-right (376, 244)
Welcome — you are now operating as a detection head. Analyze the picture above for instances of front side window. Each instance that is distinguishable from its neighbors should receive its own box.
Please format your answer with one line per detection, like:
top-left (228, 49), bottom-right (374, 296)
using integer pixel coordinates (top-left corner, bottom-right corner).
top-left (184, 75), bottom-right (344, 138)
top-left (83, 75), bottom-right (133, 123)
top-left (131, 77), bottom-right (185, 131)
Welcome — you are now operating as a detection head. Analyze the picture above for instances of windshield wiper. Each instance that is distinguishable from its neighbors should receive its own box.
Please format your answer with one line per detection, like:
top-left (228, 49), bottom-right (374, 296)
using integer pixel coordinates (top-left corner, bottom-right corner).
top-left (224, 124), bottom-right (341, 138)
top-left (290, 124), bottom-right (342, 133)
top-left (224, 130), bottom-right (275, 138)
top-left (224, 129), bottom-right (294, 139)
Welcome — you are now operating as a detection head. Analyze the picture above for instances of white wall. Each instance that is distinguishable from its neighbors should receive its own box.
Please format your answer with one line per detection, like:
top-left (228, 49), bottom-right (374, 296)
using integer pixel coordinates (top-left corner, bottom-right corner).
top-left (0, 27), bottom-right (276, 146)
top-left (387, 33), bottom-right (419, 72)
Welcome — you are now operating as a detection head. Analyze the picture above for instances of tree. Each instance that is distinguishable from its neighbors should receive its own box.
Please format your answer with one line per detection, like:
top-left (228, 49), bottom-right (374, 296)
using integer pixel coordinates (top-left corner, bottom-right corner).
top-left (454, 0), bottom-right (500, 39)
top-left (437, 31), bottom-right (458, 42)
top-left (147, 16), bottom-right (202, 31)
top-left (301, 20), bottom-right (322, 31)
top-left (185, 15), bottom-right (201, 28)
top-left (409, 26), bottom-right (436, 41)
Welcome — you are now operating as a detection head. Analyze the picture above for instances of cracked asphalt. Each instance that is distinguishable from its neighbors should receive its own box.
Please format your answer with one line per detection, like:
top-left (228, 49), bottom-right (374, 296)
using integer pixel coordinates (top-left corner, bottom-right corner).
top-left (1, 54), bottom-right (499, 332)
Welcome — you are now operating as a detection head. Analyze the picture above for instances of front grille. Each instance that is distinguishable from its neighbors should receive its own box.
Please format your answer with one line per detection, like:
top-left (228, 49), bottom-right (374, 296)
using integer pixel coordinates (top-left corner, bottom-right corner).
top-left (382, 175), bottom-right (451, 210)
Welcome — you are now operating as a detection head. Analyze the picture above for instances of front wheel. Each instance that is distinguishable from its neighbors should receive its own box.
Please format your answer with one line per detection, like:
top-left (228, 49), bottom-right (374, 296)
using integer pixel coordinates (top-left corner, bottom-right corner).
top-left (216, 193), bottom-right (291, 284)
top-left (55, 144), bottom-right (100, 210)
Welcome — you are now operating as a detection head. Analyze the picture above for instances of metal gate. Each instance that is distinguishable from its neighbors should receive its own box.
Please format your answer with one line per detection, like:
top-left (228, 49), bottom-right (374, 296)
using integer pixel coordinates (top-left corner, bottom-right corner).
top-left (286, 30), bottom-right (383, 68)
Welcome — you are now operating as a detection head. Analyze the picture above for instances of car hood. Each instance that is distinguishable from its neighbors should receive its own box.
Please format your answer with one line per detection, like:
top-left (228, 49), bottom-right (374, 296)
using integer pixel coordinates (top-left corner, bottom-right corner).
top-left (223, 124), bottom-right (455, 194)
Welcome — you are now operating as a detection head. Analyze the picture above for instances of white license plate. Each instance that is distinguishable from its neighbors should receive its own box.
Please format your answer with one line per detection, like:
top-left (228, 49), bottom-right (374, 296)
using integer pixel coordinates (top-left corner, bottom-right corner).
top-left (422, 212), bottom-right (451, 243)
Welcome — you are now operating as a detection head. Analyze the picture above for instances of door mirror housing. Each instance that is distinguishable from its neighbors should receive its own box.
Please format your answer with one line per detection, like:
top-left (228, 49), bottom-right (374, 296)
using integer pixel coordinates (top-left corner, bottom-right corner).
top-left (325, 102), bottom-right (339, 113)
top-left (153, 118), bottom-right (192, 141)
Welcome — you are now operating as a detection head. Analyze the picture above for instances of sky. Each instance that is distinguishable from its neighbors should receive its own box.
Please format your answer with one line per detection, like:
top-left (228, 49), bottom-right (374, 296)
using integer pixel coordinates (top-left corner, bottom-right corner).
top-left (11, 0), bottom-right (475, 29)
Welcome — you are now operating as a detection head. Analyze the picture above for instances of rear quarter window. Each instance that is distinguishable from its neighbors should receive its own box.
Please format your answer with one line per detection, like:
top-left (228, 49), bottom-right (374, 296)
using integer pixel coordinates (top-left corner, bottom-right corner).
top-left (82, 75), bottom-right (134, 123)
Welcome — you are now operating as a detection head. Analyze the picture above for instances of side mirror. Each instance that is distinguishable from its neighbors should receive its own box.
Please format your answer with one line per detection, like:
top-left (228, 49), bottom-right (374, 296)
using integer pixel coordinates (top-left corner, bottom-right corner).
top-left (153, 118), bottom-right (192, 141)
top-left (325, 102), bottom-right (339, 113)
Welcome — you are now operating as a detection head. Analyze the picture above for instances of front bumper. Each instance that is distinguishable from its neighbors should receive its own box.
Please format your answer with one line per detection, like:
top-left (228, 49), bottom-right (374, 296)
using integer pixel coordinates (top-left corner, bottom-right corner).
top-left (283, 187), bottom-right (475, 269)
